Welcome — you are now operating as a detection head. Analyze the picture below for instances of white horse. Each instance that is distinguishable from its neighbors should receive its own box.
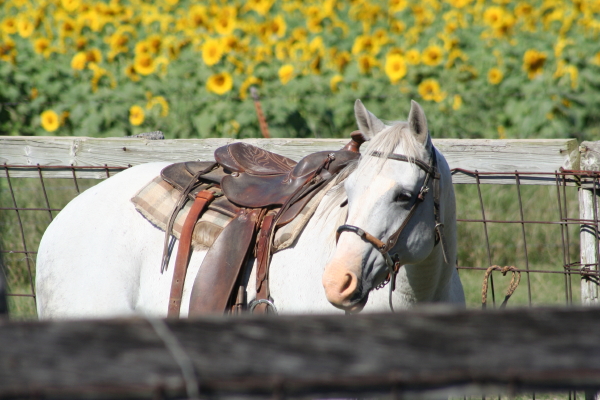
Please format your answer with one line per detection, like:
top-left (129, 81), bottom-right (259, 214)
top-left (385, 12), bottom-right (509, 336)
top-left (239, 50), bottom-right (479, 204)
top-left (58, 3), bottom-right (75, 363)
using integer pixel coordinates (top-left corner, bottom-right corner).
top-left (35, 99), bottom-right (464, 319)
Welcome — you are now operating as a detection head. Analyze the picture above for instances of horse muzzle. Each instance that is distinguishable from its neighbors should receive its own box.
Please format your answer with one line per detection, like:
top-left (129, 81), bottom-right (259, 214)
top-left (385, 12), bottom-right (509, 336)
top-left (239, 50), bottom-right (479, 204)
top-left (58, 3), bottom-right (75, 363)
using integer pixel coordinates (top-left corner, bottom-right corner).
top-left (322, 262), bottom-right (368, 312)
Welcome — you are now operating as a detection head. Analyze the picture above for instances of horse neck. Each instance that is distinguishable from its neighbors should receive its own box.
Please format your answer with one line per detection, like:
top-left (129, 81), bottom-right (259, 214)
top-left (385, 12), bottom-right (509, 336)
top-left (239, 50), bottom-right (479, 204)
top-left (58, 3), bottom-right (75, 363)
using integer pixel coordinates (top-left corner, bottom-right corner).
top-left (407, 152), bottom-right (458, 301)
top-left (309, 190), bottom-right (348, 258)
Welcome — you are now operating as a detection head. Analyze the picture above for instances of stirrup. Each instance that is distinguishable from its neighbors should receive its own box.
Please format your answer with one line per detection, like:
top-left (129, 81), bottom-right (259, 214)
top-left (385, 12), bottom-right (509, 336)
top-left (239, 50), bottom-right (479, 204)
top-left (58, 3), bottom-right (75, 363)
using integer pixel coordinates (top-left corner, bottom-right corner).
top-left (248, 298), bottom-right (278, 314)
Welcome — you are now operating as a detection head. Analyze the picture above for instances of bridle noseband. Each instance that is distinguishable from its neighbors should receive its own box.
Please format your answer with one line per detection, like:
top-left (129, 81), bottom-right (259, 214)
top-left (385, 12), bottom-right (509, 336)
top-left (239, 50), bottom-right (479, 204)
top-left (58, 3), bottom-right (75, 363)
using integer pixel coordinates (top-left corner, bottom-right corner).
top-left (335, 147), bottom-right (448, 311)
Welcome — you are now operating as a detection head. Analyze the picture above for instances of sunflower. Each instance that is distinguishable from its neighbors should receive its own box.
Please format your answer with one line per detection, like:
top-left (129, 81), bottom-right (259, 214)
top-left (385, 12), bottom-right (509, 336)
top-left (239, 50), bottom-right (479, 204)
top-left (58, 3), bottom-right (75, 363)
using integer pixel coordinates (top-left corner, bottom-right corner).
top-left (61, 0), bottom-right (80, 12)
top-left (2, 17), bottom-right (17, 35)
top-left (214, 6), bottom-right (237, 35)
top-left (222, 35), bottom-right (242, 52)
top-left (357, 55), bottom-right (379, 74)
top-left (483, 7), bottom-right (505, 28)
top-left (129, 105), bottom-right (145, 126)
top-left (189, 5), bottom-right (208, 28)
top-left (40, 110), bottom-right (60, 132)
top-left (244, 0), bottom-right (274, 15)
top-left (239, 76), bottom-right (261, 100)
top-left (17, 18), bottom-right (35, 38)
top-left (85, 48), bottom-right (102, 64)
top-left (309, 54), bottom-right (322, 75)
top-left (206, 72), bottom-right (233, 95)
top-left (202, 38), bottom-right (223, 66)
top-left (33, 38), bottom-right (50, 55)
top-left (306, 16), bottom-right (322, 33)
top-left (389, 0), bottom-right (408, 13)
top-left (390, 20), bottom-right (406, 33)
top-left (554, 60), bottom-right (579, 89)
top-left (292, 27), bottom-right (308, 42)
top-left (268, 15), bottom-right (287, 38)
top-left (88, 63), bottom-right (116, 92)
top-left (452, 94), bottom-right (462, 110)
top-left (385, 54), bottom-right (407, 83)
top-left (405, 49), bottom-right (420, 65)
top-left (0, 39), bottom-right (16, 63)
top-left (515, 3), bottom-right (533, 18)
top-left (75, 37), bottom-right (87, 50)
top-left (278, 64), bottom-right (294, 85)
top-left (523, 49), bottom-right (547, 79)
top-left (488, 68), bottom-right (504, 85)
top-left (135, 40), bottom-right (152, 55)
top-left (418, 79), bottom-right (446, 102)
top-left (215, 16), bottom-right (236, 35)
top-left (448, 0), bottom-right (472, 8)
top-left (147, 35), bottom-right (162, 54)
top-left (60, 18), bottom-right (78, 37)
top-left (330, 74), bottom-right (343, 92)
top-left (125, 64), bottom-right (140, 82)
top-left (422, 45), bottom-right (443, 66)
top-left (134, 53), bottom-right (156, 75)
top-left (107, 32), bottom-right (129, 60)
top-left (146, 95), bottom-right (169, 117)
top-left (352, 35), bottom-right (380, 55)
top-left (71, 52), bottom-right (87, 70)
top-left (333, 50), bottom-right (351, 72)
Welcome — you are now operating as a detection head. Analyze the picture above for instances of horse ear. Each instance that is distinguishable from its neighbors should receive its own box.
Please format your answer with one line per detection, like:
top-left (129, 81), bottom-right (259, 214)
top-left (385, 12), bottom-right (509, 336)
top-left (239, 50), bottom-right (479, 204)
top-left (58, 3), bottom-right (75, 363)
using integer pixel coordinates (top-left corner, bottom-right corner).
top-left (408, 100), bottom-right (429, 146)
top-left (354, 99), bottom-right (386, 140)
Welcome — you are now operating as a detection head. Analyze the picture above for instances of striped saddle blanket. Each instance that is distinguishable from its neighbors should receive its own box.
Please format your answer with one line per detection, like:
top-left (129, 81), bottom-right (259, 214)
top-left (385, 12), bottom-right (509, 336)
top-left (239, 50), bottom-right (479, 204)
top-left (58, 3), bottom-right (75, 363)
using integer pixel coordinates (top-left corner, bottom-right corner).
top-left (131, 175), bottom-right (335, 253)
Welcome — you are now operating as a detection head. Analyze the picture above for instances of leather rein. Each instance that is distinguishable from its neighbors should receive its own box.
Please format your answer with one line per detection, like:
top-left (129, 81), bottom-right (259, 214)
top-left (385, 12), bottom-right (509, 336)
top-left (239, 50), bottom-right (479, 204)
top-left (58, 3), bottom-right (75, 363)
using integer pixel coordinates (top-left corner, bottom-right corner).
top-left (335, 147), bottom-right (449, 311)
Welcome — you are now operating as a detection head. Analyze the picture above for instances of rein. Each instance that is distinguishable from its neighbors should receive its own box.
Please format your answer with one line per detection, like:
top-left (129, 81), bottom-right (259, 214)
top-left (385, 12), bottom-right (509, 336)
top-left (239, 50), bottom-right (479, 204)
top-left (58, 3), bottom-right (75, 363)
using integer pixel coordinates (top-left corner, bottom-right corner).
top-left (335, 147), bottom-right (449, 312)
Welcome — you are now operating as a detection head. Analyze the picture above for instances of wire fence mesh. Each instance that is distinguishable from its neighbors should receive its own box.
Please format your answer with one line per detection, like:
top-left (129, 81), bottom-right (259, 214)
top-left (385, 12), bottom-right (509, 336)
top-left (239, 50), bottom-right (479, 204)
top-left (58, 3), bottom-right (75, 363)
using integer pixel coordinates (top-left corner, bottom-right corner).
top-left (1, 163), bottom-right (598, 316)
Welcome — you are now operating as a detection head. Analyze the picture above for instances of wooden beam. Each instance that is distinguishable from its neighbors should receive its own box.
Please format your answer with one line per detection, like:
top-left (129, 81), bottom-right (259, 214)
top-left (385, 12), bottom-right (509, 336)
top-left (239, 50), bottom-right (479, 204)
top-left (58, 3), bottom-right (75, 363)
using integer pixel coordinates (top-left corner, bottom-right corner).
top-left (0, 137), bottom-right (580, 184)
top-left (579, 141), bottom-right (600, 305)
top-left (439, 138), bottom-right (580, 185)
top-left (1, 307), bottom-right (600, 399)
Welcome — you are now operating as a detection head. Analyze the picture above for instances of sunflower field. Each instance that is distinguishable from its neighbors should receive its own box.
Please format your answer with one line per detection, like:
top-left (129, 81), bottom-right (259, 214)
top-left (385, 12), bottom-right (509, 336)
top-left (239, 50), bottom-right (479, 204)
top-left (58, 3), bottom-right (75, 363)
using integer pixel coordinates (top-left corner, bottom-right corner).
top-left (1, 0), bottom-right (600, 140)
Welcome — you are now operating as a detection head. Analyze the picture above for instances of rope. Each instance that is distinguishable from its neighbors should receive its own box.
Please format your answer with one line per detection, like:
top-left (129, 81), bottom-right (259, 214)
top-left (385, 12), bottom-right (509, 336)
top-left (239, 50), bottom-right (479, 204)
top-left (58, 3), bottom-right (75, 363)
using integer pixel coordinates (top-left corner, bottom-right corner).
top-left (481, 265), bottom-right (521, 309)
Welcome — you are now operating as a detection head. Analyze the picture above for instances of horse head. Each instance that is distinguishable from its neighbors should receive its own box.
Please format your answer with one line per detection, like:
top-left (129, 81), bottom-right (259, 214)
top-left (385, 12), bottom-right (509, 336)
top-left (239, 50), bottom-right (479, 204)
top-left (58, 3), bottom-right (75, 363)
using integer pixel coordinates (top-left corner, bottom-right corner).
top-left (322, 99), bottom-right (448, 312)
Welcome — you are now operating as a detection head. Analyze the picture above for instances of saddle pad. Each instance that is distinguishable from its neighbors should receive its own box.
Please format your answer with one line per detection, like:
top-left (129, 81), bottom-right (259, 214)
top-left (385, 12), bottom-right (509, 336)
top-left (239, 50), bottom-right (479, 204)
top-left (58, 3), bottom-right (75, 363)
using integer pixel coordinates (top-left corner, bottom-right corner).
top-left (131, 177), bottom-right (230, 249)
top-left (131, 175), bottom-right (336, 252)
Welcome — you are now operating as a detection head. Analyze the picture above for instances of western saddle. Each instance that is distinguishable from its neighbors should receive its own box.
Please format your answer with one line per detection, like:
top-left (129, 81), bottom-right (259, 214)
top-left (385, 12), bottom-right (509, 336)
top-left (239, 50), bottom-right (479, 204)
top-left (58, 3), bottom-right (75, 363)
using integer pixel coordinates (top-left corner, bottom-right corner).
top-left (161, 132), bottom-right (365, 317)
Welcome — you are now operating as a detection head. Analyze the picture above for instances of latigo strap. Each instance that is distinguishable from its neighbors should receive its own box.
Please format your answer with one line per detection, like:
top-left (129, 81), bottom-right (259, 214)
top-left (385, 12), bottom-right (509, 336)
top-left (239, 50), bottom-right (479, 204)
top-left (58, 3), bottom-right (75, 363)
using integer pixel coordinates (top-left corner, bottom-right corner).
top-left (167, 190), bottom-right (215, 318)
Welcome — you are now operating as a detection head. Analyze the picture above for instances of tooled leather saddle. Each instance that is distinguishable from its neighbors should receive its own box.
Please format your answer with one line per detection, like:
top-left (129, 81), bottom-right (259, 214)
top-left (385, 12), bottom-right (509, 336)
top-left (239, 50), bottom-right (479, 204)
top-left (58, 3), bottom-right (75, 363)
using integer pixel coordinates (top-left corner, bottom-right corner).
top-left (161, 132), bottom-right (364, 317)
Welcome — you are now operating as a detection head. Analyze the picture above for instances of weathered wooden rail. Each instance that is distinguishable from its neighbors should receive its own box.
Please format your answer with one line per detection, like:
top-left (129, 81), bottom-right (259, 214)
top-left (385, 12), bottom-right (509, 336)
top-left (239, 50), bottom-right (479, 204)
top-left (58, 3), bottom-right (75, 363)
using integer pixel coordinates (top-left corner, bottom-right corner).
top-left (1, 307), bottom-right (600, 399)
top-left (0, 136), bottom-right (581, 184)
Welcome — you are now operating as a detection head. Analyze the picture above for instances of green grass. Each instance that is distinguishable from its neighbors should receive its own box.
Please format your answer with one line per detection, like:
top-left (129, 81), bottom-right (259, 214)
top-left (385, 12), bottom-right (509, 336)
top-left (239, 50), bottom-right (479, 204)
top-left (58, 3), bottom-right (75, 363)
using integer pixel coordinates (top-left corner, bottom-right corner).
top-left (454, 183), bottom-right (581, 308)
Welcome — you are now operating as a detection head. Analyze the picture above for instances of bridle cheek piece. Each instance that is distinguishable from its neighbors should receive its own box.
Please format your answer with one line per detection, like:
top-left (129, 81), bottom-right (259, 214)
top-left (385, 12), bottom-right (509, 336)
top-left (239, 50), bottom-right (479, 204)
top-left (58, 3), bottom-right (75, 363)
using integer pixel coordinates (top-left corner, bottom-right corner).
top-left (335, 148), bottom-right (449, 311)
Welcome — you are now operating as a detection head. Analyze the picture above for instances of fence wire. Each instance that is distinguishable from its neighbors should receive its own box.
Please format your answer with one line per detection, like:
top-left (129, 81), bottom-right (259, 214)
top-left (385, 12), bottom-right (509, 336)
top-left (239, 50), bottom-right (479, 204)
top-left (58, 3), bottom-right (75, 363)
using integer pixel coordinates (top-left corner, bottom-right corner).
top-left (0, 164), bottom-right (599, 314)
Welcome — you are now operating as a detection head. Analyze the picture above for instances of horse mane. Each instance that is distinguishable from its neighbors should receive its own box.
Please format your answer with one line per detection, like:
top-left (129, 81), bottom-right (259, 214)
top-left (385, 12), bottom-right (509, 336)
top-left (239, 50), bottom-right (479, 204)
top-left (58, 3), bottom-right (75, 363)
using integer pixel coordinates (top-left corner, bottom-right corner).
top-left (313, 121), bottom-right (426, 230)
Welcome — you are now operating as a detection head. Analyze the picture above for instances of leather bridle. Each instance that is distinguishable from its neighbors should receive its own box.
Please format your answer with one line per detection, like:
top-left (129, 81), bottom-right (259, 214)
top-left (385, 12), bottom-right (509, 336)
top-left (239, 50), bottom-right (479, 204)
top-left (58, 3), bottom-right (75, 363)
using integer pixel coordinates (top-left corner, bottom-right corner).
top-left (335, 147), bottom-right (449, 311)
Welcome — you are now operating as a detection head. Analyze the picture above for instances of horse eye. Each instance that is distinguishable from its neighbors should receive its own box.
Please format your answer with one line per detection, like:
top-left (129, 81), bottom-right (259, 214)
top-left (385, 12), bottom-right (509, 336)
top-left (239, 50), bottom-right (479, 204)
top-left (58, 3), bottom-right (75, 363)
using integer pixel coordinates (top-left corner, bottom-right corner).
top-left (394, 192), bottom-right (411, 202)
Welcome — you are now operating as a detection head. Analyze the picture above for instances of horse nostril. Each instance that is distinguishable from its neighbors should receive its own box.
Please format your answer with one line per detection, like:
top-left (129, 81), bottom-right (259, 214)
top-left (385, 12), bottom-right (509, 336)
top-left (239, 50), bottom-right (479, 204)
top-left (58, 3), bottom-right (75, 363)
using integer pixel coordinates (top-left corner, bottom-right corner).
top-left (323, 262), bottom-right (360, 307)
top-left (339, 272), bottom-right (358, 298)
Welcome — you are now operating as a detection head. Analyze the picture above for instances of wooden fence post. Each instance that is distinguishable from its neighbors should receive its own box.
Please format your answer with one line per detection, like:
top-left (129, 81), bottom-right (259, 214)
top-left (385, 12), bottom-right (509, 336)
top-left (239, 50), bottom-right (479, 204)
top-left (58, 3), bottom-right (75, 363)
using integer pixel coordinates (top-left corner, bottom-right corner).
top-left (580, 141), bottom-right (600, 305)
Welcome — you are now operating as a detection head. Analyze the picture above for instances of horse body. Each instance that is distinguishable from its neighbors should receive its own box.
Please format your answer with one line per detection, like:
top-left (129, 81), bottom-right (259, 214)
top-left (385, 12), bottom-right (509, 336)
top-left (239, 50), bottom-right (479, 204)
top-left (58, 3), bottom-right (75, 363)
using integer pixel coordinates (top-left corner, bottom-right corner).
top-left (36, 100), bottom-right (464, 319)
top-left (36, 162), bottom-right (337, 318)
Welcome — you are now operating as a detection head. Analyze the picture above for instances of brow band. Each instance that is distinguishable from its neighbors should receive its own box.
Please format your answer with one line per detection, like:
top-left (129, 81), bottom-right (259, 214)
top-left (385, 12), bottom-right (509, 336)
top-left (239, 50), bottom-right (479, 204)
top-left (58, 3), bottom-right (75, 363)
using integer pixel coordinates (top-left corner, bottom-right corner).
top-left (369, 151), bottom-right (439, 179)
